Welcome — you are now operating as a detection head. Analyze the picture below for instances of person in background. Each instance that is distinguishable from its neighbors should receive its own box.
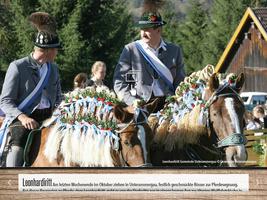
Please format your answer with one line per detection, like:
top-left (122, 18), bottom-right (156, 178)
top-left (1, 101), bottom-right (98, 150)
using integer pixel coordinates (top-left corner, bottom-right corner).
top-left (252, 105), bottom-right (266, 129)
top-left (245, 111), bottom-right (261, 130)
top-left (88, 61), bottom-right (109, 89)
top-left (0, 12), bottom-right (62, 167)
top-left (73, 73), bottom-right (88, 90)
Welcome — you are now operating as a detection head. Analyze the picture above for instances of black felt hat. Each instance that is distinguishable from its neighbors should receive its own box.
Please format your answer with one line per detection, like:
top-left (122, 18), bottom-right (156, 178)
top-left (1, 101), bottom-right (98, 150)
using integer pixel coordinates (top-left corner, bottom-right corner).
top-left (34, 31), bottom-right (61, 48)
top-left (29, 12), bottom-right (61, 48)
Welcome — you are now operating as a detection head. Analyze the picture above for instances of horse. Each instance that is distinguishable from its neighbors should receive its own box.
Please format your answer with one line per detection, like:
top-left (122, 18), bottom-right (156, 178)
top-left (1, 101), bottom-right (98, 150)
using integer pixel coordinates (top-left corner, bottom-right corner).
top-left (149, 73), bottom-right (247, 167)
top-left (28, 92), bottom-right (160, 167)
top-left (0, 117), bottom-right (3, 127)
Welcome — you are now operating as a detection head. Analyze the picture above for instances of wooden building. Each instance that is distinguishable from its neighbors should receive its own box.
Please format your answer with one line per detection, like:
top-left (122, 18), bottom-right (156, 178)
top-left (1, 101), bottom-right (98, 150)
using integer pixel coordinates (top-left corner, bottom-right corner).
top-left (215, 7), bottom-right (267, 92)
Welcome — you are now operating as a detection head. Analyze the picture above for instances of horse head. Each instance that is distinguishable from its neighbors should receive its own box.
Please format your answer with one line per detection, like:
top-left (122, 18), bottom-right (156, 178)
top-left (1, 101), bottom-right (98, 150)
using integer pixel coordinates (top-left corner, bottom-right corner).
top-left (113, 98), bottom-right (160, 167)
top-left (204, 73), bottom-right (247, 167)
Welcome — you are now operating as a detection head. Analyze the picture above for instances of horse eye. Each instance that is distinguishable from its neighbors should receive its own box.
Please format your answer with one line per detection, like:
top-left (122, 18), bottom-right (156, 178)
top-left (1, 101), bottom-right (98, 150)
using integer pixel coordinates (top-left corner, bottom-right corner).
top-left (213, 113), bottom-right (217, 116)
top-left (124, 140), bottom-right (131, 146)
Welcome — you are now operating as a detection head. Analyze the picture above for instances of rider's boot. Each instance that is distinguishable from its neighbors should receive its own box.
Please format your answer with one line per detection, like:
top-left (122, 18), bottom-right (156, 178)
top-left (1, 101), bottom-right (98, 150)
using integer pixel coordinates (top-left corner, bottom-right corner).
top-left (6, 145), bottom-right (24, 167)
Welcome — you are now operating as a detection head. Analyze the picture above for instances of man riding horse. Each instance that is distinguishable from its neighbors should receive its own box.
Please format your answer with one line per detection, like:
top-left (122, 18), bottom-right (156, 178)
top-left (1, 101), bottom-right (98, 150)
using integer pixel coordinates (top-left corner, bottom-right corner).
top-left (0, 12), bottom-right (62, 167)
top-left (113, 0), bottom-right (185, 113)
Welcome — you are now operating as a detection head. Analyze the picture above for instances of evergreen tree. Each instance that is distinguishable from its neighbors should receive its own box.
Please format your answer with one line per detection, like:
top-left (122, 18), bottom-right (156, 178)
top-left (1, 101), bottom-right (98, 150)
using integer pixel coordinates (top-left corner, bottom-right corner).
top-left (0, 0), bottom-right (134, 91)
top-left (175, 0), bottom-right (208, 73)
top-left (0, 2), bottom-right (13, 71)
top-left (3, 0), bottom-right (265, 90)
top-left (251, 0), bottom-right (267, 7)
top-left (38, 0), bottom-right (87, 90)
top-left (202, 0), bottom-right (248, 66)
top-left (161, 0), bottom-right (182, 44)
top-left (38, 0), bottom-right (135, 90)
top-left (0, 1), bottom-right (38, 71)
top-left (9, 0), bottom-right (39, 58)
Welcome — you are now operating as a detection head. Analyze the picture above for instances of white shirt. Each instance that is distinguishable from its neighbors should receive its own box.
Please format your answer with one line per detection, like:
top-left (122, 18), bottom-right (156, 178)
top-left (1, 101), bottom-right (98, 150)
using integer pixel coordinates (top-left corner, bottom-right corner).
top-left (141, 39), bottom-right (167, 57)
top-left (140, 39), bottom-right (167, 97)
top-left (37, 65), bottom-right (51, 109)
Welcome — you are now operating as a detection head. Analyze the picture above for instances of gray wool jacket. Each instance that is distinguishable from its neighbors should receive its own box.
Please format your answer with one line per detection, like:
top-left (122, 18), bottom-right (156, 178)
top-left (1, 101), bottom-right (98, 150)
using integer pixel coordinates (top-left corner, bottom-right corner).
top-left (113, 41), bottom-right (185, 105)
top-left (0, 55), bottom-right (62, 122)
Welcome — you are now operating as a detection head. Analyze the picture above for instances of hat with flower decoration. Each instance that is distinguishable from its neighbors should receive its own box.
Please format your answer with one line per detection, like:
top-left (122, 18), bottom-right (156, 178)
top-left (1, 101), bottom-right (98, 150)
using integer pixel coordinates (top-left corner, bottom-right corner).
top-left (136, 11), bottom-right (166, 29)
top-left (136, 0), bottom-right (166, 29)
top-left (28, 12), bottom-right (61, 48)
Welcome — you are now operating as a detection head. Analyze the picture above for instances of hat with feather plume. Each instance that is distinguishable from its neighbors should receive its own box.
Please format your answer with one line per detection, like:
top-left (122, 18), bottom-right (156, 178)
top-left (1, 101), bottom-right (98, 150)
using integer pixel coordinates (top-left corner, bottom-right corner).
top-left (29, 12), bottom-right (61, 48)
top-left (136, 0), bottom-right (166, 29)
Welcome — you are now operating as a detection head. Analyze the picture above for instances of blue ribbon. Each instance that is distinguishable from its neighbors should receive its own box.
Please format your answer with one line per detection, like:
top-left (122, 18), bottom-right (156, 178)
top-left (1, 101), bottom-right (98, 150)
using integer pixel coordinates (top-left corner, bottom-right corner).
top-left (20, 63), bottom-right (51, 113)
top-left (0, 62), bottom-right (51, 158)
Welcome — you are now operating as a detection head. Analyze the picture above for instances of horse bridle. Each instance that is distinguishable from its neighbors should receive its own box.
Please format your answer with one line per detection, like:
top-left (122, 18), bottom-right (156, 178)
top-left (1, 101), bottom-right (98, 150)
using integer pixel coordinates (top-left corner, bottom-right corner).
top-left (186, 84), bottom-right (247, 165)
top-left (115, 108), bottom-right (152, 167)
top-left (205, 83), bottom-right (247, 149)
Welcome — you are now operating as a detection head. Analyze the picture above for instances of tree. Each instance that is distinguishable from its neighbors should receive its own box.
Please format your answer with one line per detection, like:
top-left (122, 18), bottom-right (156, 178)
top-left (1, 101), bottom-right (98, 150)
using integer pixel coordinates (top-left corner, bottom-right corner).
top-left (0, 0), bottom-right (38, 71)
top-left (38, 0), bottom-right (135, 90)
top-left (161, 0), bottom-right (181, 44)
top-left (174, 0), bottom-right (208, 73)
top-left (251, 0), bottom-right (267, 7)
top-left (0, 2), bottom-right (13, 71)
top-left (0, 0), bottom-right (135, 91)
top-left (201, 0), bottom-right (249, 66)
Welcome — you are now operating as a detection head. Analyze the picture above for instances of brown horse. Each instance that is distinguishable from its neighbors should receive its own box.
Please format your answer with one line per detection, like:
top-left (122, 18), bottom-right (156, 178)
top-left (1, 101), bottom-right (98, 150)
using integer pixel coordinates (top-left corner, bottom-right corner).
top-left (29, 98), bottom-right (159, 167)
top-left (150, 73), bottom-right (247, 167)
top-left (0, 117), bottom-right (3, 128)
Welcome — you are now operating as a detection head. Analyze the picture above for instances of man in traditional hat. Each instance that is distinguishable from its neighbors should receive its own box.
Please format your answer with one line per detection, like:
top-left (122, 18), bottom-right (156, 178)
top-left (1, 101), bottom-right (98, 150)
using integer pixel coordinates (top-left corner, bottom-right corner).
top-left (113, 7), bottom-right (185, 112)
top-left (0, 12), bottom-right (62, 167)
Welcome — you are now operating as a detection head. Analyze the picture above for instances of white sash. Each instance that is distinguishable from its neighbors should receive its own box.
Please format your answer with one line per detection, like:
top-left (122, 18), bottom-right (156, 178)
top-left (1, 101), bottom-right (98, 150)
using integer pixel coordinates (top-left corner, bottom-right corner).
top-left (136, 40), bottom-right (173, 84)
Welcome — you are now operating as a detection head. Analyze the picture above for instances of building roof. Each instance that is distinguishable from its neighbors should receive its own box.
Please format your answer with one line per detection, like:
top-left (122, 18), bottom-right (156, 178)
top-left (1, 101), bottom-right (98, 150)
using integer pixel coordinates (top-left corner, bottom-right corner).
top-left (253, 8), bottom-right (267, 31)
top-left (215, 7), bottom-right (267, 73)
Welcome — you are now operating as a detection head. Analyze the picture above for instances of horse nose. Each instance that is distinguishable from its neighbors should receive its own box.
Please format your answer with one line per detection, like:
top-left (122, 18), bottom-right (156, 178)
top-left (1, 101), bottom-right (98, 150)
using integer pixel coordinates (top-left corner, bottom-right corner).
top-left (225, 145), bottom-right (247, 167)
top-left (233, 145), bottom-right (247, 166)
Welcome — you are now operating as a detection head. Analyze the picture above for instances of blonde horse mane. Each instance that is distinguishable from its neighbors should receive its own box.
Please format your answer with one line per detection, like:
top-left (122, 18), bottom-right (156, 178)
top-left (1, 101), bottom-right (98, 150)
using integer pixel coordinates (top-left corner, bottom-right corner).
top-left (43, 86), bottom-right (120, 167)
top-left (150, 65), bottom-right (243, 152)
top-left (44, 123), bottom-right (116, 167)
top-left (149, 105), bottom-right (208, 151)
top-left (150, 65), bottom-right (215, 151)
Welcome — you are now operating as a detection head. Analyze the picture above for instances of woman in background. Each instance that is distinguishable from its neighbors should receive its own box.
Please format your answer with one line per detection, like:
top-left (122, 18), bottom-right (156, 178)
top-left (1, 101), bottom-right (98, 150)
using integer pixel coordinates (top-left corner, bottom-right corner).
top-left (73, 73), bottom-right (88, 90)
top-left (88, 61), bottom-right (109, 88)
top-left (252, 105), bottom-right (266, 129)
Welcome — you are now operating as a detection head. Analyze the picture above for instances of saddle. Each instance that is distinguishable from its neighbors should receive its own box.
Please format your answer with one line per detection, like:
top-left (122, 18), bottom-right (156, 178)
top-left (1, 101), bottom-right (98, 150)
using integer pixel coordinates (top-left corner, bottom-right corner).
top-left (23, 129), bottom-right (41, 166)
top-left (0, 117), bottom-right (41, 167)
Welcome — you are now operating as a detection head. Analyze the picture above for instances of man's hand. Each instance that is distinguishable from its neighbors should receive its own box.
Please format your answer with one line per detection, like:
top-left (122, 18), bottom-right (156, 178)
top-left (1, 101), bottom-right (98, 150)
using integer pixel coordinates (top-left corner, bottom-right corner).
top-left (133, 99), bottom-right (145, 108)
top-left (17, 114), bottom-right (39, 130)
top-left (125, 105), bottom-right (135, 114)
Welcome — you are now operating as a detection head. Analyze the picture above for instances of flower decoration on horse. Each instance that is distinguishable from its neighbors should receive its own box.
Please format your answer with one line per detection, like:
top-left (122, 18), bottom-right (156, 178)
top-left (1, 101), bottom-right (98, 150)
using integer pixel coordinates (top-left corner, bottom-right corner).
top-left (148, 65), bottom-right (247, 167)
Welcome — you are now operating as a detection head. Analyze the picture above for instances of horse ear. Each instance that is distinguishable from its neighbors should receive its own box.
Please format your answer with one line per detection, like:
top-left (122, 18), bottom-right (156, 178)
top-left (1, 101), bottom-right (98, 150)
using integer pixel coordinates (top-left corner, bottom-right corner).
top-left (144, 97), bottom-right (164, 114)
top-left (235, 73), bottom-right (245, 93)
top-left (113, 105), bottom-right (133, 123)
top-left (113, 105), bottom-right (126, 122)
top-left (208, 73), bottom-right (219, 92)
